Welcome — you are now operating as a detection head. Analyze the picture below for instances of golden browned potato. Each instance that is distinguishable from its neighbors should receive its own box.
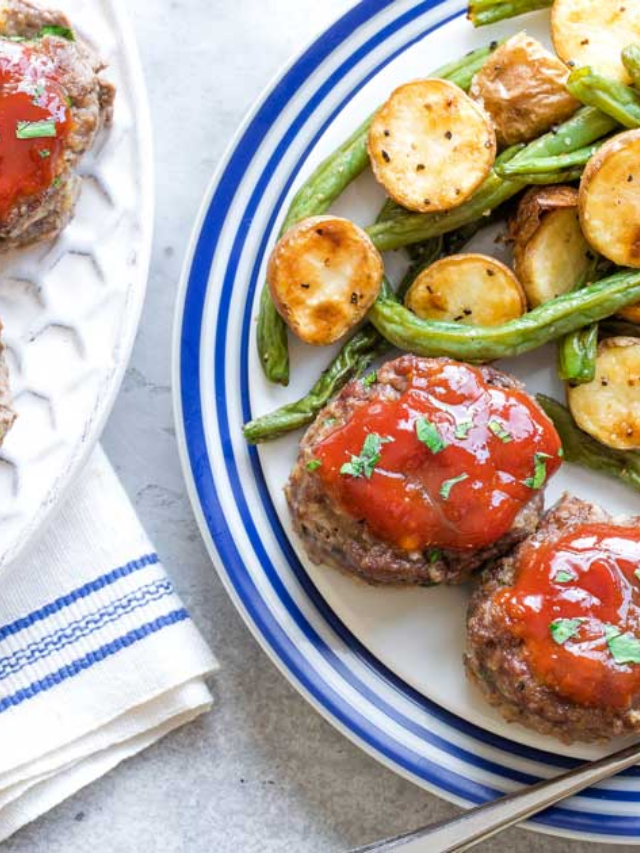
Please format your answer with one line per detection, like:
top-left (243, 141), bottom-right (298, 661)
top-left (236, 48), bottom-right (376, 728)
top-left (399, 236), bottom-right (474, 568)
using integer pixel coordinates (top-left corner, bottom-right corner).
top-left (267, 215), bottom-right (383, 346)
top-left (405, 254), bottom-right (526, 326)
top-left (568, 337), bottom-right (640, 449)
top-left (470, 32), bottom-right (579, 146)
top-left (552, 0), bottom-right (640, 84)
top-left (367, 78), bottom-right (496, 213)
top-left (510, 186), bottom-right (592, 308)
top-left (579, 130), bottom-right (640, 268)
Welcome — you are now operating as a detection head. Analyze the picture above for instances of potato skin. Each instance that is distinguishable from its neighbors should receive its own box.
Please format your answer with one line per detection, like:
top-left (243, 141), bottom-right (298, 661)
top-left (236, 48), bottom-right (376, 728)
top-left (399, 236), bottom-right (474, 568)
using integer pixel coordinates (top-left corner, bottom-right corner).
top-left (552, 0), bottom-right (640, 85)
top-left (267, 215), bottom-right (383, 346)
top-left (510, 186), bottom-right (592, 308)
top-left (579, 130), bottom-right (640, 269)
top-left (405, 254), bottom-right (526, 326)
top-left (568, 337), bottom-right (640, 450)
top-left (470, 33), bottom-right (579, 147)
top-left (368, 78), bottom-right (496, 213)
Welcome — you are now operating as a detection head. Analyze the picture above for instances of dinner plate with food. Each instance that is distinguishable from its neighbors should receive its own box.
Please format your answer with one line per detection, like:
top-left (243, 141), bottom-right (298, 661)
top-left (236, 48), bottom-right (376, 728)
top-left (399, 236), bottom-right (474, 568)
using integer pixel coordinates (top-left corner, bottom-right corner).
top-left (0, 0), bottom-right (152, 568)
top-left (174, 0), bottom-right (640, 842)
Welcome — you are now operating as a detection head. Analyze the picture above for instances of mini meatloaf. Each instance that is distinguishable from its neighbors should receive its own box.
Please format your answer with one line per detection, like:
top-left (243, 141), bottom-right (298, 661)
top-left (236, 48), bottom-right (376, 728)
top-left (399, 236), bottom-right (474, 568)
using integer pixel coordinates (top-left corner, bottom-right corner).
top-left (466, 495), bottom-right (640, 743)
top-left (286, 355), bottom-right (562, 586)
top-left (0, 0), bottom-right (115, 250)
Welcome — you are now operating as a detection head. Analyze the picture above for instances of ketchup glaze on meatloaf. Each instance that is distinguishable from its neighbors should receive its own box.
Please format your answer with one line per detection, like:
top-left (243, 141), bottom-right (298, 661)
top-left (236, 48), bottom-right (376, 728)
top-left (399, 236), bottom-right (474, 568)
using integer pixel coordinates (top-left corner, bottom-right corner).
top-left (286, 355), bottom-right (562, 585)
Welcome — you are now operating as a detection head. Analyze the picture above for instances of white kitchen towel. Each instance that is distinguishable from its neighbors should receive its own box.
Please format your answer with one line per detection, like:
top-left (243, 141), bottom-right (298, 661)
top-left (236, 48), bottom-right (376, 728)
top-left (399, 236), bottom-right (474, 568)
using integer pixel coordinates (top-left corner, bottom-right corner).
top-left (0, 446), bottom-right (217, 842)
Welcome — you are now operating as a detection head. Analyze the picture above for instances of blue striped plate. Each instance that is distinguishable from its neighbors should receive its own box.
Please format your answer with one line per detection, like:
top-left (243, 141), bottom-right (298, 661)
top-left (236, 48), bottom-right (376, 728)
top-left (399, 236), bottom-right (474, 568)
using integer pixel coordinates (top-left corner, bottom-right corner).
top-left (173, 1), bottom-right (640, 842)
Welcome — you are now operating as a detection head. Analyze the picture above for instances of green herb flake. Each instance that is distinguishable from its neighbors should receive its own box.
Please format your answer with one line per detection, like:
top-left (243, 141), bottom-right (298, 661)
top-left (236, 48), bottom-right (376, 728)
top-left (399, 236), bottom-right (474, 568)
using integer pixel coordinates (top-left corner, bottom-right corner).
top-left (323, 417), bottom-right (337, 428)
top-left (428, 549), bottom-right (441, 565)
top-left (454, 420), bottom-right (473, 440)
top-left (550, 617), bottom-right (584, 645)
top-left (416, 417), bottom-right (447, 454)
top-left (635, 568), bottom-right (640, 583)
top-left (558, 447), bottom-right (565, 458)
top-left (439, 473), bottom-right (469, 500)
top-left (362, 371), bottom-right (377, 388)
top-left (306, 459), bottom-right (322, 472)
top-left (604, 625), bottom-right (640, 665)
top-left (488, 419), bottom-right (512, 443)
top-left (553, 569), bottom-right (576, 584)
top-left (31, 84), bottom-right (44, 106)
top-left (38, 148), bottom-right (50, 159)
top-left (38, 25), bottom-right (75, 41)
top-left (340, 433), bottom-right (394, 480)
top-left (16, 119), bottom-right (56, 140)
top-left (522, 452), bottom-right (551, 490)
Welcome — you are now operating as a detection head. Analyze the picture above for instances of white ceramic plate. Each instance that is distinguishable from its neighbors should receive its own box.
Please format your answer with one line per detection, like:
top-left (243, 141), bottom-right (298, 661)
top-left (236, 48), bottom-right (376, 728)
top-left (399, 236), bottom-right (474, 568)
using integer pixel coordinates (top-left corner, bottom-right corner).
top-left (0, 0), bottom-right (153, 568)
top-left (174, 1), bottom-right (640, 843)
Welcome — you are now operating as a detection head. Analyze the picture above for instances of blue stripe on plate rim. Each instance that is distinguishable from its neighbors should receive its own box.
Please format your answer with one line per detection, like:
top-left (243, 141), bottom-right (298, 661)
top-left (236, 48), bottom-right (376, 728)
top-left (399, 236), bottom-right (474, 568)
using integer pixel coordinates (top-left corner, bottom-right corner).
top-left (175, 0), bottom-right (640, 841)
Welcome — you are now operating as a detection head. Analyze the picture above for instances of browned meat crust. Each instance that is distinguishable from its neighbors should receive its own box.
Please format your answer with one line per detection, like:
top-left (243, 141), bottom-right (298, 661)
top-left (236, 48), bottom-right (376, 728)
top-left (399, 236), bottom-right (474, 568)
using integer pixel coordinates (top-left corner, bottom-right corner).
top-left (465, 494), bottom-right (640, 743)
top-left (286, 355), bottom-right (545, 587)
top-left (0, 0), bottom-right (115, 249)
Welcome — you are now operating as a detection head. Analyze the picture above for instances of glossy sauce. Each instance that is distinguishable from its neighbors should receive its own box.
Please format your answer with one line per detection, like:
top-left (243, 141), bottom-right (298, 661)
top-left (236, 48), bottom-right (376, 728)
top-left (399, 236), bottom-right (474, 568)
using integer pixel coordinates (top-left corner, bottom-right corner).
top-left (0, 38), bottom-right (72, 221)
top-left (315, 358), bottom-right (562, 551)
top-left (497, 525), bottom-right (640, 710)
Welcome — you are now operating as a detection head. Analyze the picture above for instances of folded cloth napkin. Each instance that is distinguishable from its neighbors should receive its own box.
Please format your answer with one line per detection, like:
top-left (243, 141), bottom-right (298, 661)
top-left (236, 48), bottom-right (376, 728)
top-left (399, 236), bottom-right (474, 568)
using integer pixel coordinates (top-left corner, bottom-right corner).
top-left (0, 446), bottom-right (217, 842)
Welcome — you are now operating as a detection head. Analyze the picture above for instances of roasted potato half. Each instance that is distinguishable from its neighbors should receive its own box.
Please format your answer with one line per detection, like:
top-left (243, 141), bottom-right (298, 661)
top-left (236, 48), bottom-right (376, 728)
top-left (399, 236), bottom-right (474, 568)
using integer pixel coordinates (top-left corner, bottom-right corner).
top-left (405, 254), bottom-right (526, 326)
top-left (579, 130), bottom-right (640, 268)
top-left (470, 32), bottom-right (579, 146)
top-left (568, 337), bottom-right (640, 450)
top-left (552, 0), bottom-right (640, 84)
top-left (511, 186), bottom-right (592, 308)
top-left (368, 78), bottom-right (496, 213)
top-left (267, 215), bottom-right (383, 347)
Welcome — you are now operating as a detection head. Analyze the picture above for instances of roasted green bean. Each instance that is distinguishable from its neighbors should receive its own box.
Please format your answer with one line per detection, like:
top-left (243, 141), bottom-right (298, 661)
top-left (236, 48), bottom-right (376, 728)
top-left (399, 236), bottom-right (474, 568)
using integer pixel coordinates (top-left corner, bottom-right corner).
top-left (369, 269), bottom-right (640, 362)
top-left (256, 43), bottom-right (500, 385)
top-left (567, 67), bottom-right (640, 129)
top-left (622, 45), bottom-right (640, 91)
top-left (537, 395), bottom-right (640, 493)
top-left (468, 0), bottom-right (552, 27)
top-left (497, 141), bottom-right (605, 176)
top-left (557, 254), bottom-right (601, 385)
top-left (366, 108), bottom-right (617, 252)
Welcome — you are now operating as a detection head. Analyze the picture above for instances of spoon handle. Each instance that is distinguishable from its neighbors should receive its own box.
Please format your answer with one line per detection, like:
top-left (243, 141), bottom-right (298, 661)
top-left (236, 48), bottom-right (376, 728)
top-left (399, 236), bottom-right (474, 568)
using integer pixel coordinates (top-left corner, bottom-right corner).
top-left (351, 740), bottom-right (640, 853)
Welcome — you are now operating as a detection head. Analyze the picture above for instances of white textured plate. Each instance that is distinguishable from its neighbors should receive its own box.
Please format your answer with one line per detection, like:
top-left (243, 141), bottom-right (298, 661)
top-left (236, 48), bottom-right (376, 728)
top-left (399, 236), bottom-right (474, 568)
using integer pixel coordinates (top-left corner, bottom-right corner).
top-left (0, 0), bottom-right (152, 568)
top-left (175, 0), bottom-right (640, 843)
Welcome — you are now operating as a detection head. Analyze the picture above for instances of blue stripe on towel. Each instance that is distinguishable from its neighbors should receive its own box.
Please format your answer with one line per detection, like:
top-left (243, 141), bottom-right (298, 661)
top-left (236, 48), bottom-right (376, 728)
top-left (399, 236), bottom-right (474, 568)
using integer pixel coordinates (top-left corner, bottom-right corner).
top-left (0, 578), bottom-right (175, 680)
top-left (0, 608), bottom-right (189, 714)
top-left (0, 553), bottom-right (159, 642)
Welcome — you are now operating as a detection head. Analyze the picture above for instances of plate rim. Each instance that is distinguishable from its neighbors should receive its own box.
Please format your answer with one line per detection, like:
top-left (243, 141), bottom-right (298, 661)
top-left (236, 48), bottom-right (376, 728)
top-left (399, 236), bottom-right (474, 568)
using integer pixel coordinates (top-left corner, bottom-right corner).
top-left (172, 0), bottom-right (640, 843)
top-left (4, 0), bottom-right (155, 568)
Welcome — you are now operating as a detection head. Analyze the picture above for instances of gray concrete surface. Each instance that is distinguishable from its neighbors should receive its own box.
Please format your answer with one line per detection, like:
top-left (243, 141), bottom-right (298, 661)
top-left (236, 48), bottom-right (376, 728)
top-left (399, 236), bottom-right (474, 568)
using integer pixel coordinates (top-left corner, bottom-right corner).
top-left (3, 2), bottom-right (635, 851)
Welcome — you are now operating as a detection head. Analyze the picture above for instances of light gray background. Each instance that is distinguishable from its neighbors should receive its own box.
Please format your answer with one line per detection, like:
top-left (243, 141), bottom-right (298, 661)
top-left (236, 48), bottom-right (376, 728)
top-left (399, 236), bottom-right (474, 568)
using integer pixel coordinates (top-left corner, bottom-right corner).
top-left (3, 2), bottom-right (634, 851)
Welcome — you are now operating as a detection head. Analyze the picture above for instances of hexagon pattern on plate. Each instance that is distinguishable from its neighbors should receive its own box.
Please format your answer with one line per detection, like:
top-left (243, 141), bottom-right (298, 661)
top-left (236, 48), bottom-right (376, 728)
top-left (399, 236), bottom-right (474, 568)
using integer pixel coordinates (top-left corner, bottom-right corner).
top-left (0, 0), bottom-right (152, 568)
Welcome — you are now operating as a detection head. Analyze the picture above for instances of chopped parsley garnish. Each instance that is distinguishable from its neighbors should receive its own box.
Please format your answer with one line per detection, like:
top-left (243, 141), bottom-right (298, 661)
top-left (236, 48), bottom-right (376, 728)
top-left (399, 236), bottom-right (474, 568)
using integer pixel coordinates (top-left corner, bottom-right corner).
top-left (439, 473), bottom-right (469, 500)
top-left (454, 420), bottom-right (473, 439)
top-left (488, 419), bottom-right (512, 443)
top-left (550, 617), bottom-right (584, 645)
top-left (38, 25), bottom-right (75, 41)
top-left (306, 459), bottom-right (322, 472)
top-left (340, 433), bottom-right (393, 479)
top-left (38, 149), bottom-right (50, 159)
top-left (16, 119), bottom-right (56, 140)
top-left (553, 569), bottom-right (576, 584)
top-left (635, 568), bottom-right (640, 583)
top-left (416, 417), bottom-right (446, 454)
top-left (522, 452), bottom-right (551, 490)
top-left (558, 447), bottom-right (565, 458)
top-left (31, 84), bottom-right (44, 106)
top-left (604, 625), bottom-right (640, 665)
top-left (323, 417), bottom-right (337, 427)
top-left (362, 371), bottom-right (377, 388)
top-left (428, 549), bottom-right (441, 564)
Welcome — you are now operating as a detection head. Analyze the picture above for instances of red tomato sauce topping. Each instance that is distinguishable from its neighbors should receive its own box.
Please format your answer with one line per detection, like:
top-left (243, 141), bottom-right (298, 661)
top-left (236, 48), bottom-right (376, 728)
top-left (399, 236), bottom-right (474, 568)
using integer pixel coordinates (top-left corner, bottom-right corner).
top-left (0, 38), bottom-right (72, 222)
top-left (314, 358), bottom-right (562, 552)
top-left (497, 525), bottom-right (640, 710)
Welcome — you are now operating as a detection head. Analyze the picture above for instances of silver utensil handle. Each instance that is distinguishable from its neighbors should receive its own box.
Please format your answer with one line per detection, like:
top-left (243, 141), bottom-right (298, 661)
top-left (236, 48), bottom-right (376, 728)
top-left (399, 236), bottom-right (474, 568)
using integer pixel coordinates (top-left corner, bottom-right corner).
top-left (351, 740), bottom-right (640, 853)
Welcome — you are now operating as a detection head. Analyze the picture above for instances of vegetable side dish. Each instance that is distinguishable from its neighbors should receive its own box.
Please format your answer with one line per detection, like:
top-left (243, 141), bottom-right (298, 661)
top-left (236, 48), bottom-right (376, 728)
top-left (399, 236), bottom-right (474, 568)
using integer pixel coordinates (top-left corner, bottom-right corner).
top-left (244, 0), bottom-right (640, 741)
